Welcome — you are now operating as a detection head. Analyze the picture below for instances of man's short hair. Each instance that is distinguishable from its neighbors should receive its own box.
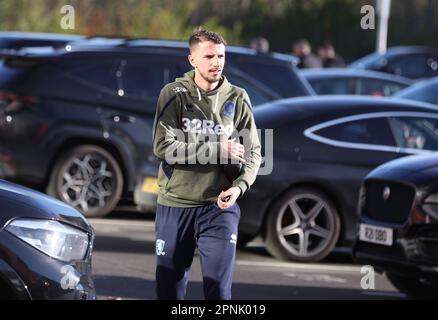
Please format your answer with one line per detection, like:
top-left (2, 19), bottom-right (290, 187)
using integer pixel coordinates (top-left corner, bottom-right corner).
top-left (189, 26), bottom-right (227, 51)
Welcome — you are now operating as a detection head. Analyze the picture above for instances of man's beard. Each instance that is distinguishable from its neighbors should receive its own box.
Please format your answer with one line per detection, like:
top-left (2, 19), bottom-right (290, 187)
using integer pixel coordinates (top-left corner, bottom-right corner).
top-left (199, 70), bottom-right (222, 83)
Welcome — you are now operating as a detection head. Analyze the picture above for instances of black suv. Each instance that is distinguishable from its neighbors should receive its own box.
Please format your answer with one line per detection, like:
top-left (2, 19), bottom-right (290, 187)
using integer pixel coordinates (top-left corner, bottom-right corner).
top-left (0, 31), bottom-right (84, 50)
top-left (0, 38), bottom-right (313, 218)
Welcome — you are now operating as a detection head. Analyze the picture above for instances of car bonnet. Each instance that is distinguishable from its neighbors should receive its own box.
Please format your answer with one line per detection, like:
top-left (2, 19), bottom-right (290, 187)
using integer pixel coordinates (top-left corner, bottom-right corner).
top-left (0, 179), bottom-right (92, 232)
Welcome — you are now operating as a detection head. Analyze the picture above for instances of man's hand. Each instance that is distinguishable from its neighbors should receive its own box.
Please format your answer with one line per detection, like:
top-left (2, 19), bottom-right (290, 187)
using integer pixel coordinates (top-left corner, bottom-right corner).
top-left (217, 186), bottom-right (241, 209)
top-left (221, 138), bottom-right (246, 163)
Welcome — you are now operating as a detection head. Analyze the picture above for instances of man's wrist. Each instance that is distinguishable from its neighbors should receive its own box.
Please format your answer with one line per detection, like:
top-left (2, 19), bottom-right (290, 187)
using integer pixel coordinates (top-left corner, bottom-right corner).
top-left (236, 186), bottom-right (243, 197)
top-left (232, 180), bottom-right (248, 198)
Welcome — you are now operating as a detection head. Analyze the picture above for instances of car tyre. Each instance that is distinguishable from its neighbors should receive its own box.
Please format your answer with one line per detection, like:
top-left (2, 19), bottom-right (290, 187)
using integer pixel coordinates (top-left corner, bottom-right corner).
top-left (386, 272), bottom-right (437, 299)
top-left (47, 145), bottom-right (123, 218)
top-left (265, 187), bottom-right (341, 262)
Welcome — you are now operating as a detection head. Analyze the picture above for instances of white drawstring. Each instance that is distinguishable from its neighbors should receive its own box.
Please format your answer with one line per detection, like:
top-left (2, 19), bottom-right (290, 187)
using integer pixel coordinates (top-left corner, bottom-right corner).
top-left (214, 93), bottom-right (219, 113)
top-left (195, 86), bottom-right (219, 112)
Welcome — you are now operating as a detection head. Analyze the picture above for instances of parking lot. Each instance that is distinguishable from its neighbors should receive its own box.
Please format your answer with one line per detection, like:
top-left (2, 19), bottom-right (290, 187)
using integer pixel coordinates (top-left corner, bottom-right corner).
top-left (90, 209), bottom-right (405, 300)
top-left (1, 1), bottom-right (438, 301)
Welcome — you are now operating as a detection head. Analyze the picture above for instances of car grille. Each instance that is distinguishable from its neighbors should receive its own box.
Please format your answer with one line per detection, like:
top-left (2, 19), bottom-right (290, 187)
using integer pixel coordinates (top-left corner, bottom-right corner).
top-left (363, 179), bottom-right (416, 224)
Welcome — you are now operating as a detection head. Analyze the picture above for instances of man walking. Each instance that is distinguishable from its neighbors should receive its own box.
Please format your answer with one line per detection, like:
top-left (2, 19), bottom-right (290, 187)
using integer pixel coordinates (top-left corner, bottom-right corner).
top-left (152, 27), bottom-right (261, 300)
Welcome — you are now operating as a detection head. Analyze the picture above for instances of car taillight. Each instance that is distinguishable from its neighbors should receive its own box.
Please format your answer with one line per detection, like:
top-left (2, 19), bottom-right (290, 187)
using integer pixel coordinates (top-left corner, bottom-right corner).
top-left (0, 91), bottom-right (38, 105)
top-left (410, 206), bottom-right (429, 224)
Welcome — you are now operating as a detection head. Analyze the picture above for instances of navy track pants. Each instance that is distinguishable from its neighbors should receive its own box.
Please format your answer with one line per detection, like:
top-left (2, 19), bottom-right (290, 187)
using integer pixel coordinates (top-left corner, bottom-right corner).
top-left (155, 202), bottom-right (240, 300)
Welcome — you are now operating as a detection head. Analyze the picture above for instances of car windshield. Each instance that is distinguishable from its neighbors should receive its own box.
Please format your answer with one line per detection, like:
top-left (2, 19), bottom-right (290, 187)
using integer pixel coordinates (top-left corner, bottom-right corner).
top-left (388, 116), bottom-right (438, 150)
top-left (349, 52), bottom-right (384, 69)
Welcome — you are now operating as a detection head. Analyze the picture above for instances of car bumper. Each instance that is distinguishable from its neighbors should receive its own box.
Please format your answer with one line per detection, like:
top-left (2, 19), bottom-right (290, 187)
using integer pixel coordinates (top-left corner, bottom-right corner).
top-left (133, 162), bottom-right (160, 211)
top-left (134, 176), bottom-right (158, 211)
top-left (0, 230), bottom-right (96, 300)
top-left (352, 238), bottom-right (438, 284)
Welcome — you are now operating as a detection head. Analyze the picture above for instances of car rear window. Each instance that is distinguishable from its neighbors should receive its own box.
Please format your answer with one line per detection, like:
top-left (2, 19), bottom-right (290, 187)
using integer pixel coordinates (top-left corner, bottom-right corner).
top-left (229, 58), bottom-right (312, 98)
top-left (310, 78), bottom-right (354, 95)
top-left (316, 117), bottom-right (396, 146)
top-left (389, 54), bottom-right (428, 78)
top-left (357, 78), bottom-right (408, 96)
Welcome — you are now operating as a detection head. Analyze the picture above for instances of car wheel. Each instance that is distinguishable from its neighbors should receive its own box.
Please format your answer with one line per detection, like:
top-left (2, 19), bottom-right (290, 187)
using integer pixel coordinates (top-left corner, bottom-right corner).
top-left (47, 145), bottom-right (123, 218)
top-left (386, 272), bottom-right (437, 299)
top-left (264, 187), bottom-right (341, 262)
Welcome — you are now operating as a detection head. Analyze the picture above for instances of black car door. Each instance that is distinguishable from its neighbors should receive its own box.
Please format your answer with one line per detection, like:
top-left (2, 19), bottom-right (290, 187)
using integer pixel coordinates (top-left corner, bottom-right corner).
top-left (307, 115), bottom-right (400, 214)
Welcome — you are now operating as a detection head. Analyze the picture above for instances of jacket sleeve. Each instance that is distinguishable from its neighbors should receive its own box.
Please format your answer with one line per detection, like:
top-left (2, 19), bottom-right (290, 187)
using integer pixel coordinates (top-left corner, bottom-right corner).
top-left (152, 85), bottom-right (221, 164)
top-left (232, 90), bottom-right (262, 197)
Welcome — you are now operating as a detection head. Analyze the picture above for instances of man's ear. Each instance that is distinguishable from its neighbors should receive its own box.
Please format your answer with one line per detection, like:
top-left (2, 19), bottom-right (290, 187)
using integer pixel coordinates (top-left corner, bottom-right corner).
top-left (188, 54), bottom-right (196, 68)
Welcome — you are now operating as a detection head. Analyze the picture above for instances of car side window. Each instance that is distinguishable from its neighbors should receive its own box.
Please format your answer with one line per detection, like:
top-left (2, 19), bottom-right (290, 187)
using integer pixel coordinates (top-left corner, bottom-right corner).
top-left (178, 60), bottom-right (192, 76)
top-left (310, 78), bottom-right (353, 95)
top-left (122, 61), bottom-right (176, 100)
top-left (66, 61), bottom-right (120, 91)
top-left (225, 72), bottom-right (272, 106)
top-left (316, 117), bottom-right (395, 146)
top-left (232, 60), bottom-right (306, 97)
top-left (388, 117), bottom-right (438, 150)
top-left (357, 78), bottom-right (408, 96)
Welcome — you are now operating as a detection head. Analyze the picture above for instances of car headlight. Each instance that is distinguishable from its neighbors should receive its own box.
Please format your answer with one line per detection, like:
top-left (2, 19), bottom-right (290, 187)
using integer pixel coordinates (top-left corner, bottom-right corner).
top-left (5, 219), bottom-right (89, 262)
top-left (422, 193), bottom-right (438, 220)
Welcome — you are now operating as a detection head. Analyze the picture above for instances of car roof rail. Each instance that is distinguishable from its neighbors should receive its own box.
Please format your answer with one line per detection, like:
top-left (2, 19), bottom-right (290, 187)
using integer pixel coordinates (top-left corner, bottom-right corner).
top-left (64, 36), bottom-right (299, 65)
top-left (0, 46), bottom-right (60, 57)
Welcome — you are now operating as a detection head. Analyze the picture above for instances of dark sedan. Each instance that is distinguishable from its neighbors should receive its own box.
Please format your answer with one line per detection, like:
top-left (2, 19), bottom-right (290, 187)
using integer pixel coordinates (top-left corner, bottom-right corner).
top-left (0, 179), bottom-right (95, 299)
top-left (135, 96), bottom-right (438, 262)
top-left (349, 46), bottom-right (438, 79)
top-left (352, 153), bottom-right (438, 299)
top-left (300, 68), bottom-right (412, 96)
top-left (393, 77), bottom-right (438, 106)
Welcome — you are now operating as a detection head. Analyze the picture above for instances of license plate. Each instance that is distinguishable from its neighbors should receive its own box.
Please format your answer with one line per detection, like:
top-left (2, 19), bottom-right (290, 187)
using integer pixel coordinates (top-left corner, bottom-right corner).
top-left (359, 223), bottom-right (393, 246)
top-left (141, 177), bottom-right (158, 194)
